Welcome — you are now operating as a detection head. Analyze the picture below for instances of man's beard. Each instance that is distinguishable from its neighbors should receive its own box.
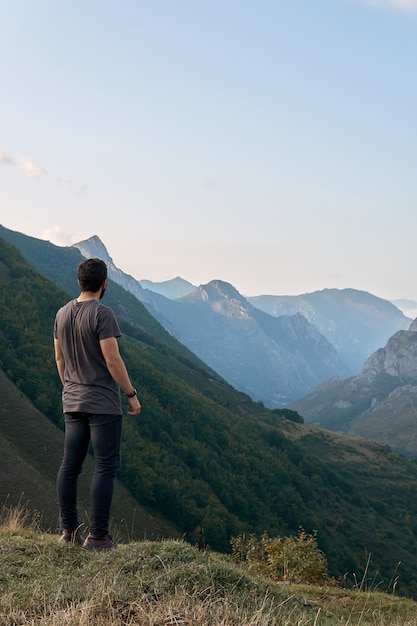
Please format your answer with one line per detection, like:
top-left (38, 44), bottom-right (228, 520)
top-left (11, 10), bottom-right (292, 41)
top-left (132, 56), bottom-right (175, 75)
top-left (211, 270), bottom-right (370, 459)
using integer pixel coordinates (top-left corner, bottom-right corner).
top-left (100, 287), bottom-right (106, 299)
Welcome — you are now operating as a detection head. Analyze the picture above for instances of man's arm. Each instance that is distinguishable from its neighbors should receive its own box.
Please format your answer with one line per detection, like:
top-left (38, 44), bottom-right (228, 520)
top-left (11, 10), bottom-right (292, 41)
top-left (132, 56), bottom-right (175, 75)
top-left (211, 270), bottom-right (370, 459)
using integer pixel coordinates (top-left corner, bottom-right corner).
top-left (100, 336), bottom-right (141, 415)
top-left (54, 338), bottom-right (66, 386)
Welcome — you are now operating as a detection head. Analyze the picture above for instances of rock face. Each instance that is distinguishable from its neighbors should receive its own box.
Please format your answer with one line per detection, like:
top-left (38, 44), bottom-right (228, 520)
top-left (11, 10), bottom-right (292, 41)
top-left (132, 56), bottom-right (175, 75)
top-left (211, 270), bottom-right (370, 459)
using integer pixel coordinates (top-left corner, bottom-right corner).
top-left (249, 289), bottom-right (410, 373)
top-left (363, 327), bottom-right (417, 382)
top-left (290, 320), bottom-right (417, 456)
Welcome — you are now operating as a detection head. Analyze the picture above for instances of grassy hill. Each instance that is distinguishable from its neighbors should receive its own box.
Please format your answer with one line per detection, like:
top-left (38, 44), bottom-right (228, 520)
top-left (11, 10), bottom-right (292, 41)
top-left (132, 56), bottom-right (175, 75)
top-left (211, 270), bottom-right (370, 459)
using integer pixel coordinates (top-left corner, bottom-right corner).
top-left (1, 512), bottom-right (417, 626)
top-left (3, 229), bottom-right (417, 599)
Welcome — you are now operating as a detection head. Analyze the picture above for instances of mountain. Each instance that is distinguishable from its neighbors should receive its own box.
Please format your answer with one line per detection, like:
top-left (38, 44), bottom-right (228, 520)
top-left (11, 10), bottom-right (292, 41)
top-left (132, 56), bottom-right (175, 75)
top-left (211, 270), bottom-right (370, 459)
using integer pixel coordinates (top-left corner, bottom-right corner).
top-left (73, 238), bottom-right (195, 313)
top-left (72, 236), bottom-right (349, 406)
top-left (391, 298), bottom-right (417, 320)
top-left (248, 289), bottom-right (410, 373)
top-left (72, 236), bottom-right (193, 337)
top-left (73, 235), bottom-right (155, 306)
top-left (140, 276), bottom-right (196, 299)
top-left (290, 318), bottom-right (417, 457)
top-left (151, 279), bottom-right (350, 406)
top-left (5, 224), bottom-right (417, 597)
top-left (73, 237), bottom-right (411, 401)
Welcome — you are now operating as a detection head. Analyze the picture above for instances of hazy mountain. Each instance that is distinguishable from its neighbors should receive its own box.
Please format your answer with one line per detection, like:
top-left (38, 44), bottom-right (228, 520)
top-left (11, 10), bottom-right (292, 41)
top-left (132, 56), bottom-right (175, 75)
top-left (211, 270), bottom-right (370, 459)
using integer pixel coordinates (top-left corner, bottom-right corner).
top-left (391, 298), bottom-right (417, 320)
top-left (5, 226), bottom-right (417, 597)
top-left (140, 277), bottom-right (196, 299)
top-left (71, 236), bottom-right (350, 406)
top-left (249, 289), bottom-right (410, 373)
top-left (152, 279), bottom-right (350, 406)
top-left (290, 318), bottom-right (417, 456)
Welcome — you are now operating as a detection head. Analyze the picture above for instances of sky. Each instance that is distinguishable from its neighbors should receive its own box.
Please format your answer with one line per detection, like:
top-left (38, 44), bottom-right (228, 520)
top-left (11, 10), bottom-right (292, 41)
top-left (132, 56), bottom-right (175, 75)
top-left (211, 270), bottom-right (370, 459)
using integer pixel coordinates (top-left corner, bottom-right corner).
top-left (1, 0), bottom-right (417, 300)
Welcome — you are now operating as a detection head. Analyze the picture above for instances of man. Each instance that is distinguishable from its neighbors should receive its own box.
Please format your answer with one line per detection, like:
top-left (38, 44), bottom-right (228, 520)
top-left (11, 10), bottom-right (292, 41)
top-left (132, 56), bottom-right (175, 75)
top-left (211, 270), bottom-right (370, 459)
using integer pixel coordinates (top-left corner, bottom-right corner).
top-left (54, 257), bottom-right (141, 551)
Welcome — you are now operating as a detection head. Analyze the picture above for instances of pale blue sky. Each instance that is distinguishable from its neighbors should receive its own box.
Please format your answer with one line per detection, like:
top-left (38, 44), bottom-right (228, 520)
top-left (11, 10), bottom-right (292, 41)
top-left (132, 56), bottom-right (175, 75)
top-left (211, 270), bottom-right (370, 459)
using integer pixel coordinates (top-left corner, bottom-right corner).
top-left (1, 0), bottom-right (417, 299)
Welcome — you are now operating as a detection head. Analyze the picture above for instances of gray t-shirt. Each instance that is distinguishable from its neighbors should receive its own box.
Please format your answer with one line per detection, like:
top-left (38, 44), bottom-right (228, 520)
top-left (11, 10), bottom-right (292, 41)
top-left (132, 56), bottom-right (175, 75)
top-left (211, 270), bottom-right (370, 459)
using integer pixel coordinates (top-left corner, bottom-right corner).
top-left (54, 299), bottom-right (122, 414)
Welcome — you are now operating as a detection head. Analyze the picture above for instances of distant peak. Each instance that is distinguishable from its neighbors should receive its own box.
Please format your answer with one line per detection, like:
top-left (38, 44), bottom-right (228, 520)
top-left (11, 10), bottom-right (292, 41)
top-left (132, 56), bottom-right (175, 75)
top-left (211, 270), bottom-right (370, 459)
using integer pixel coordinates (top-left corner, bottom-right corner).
top-left (200, 279), bottom-right (243, 301)
top-left (72, 236), bottom-right (114, 265)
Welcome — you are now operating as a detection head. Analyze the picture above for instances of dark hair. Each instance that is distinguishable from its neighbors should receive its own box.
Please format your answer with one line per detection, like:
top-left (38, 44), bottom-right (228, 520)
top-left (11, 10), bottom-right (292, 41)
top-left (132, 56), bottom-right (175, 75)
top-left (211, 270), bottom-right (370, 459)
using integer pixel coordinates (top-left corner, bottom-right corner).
top-left (77, 258), bottom-right (107, 292)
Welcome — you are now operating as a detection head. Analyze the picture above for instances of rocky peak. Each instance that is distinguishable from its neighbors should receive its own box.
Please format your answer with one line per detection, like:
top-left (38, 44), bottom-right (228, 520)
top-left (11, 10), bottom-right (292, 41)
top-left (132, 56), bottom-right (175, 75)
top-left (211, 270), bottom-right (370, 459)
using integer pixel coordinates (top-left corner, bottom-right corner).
top-left (71, 235), bottom-right (153, 303)
top-left (408, 318), bottom-right (417, 332)
top-left (361, 329), bottom-right (417, 383)
top-left (186, 280), bottom-right (251, 318)
top-left (200, 280), bottom-right (246, 302)
top-left (72, 236), bottom-right (113, 265)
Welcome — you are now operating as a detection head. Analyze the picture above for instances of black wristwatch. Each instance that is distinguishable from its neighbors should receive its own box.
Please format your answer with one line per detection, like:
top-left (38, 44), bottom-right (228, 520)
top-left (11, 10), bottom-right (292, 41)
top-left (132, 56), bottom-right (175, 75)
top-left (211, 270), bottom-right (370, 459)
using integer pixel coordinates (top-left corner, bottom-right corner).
top-left (127, 388), bottom-right (137, 398)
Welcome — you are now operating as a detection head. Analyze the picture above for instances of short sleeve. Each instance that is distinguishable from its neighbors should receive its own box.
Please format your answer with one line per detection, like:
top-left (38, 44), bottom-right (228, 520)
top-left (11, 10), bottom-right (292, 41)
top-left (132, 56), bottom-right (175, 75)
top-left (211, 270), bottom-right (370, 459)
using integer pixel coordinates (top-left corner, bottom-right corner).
top-left (97, 305), bottom-right (122, 340)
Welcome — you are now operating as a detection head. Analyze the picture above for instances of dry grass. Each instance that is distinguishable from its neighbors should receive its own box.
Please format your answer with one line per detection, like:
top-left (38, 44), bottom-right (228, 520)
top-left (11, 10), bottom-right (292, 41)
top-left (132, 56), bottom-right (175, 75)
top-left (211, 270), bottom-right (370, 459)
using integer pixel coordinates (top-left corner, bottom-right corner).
top-left (1, 507), bottom-right (417, 626)
top-left (0, 498), bottom-right (42, 533)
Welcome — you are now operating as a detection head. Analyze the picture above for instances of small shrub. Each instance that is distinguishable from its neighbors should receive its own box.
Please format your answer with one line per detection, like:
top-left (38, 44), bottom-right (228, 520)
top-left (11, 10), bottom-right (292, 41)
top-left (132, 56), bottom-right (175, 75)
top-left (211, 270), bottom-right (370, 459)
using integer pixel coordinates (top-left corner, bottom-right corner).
top-left (231, 528), bottom-right (328, 584)
top-left (272, 408), bottom-right (304, 423)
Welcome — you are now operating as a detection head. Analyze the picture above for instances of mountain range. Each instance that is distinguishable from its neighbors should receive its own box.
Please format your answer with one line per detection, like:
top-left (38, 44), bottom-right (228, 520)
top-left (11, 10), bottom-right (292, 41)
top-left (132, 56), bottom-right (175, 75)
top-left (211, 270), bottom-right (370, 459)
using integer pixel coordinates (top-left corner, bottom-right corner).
top-left (248, 290), bottom-right (409, 373)
top-left (71, 235), bottom-right (409, 407)
top-left (3, 223), bottom-right (417, 597)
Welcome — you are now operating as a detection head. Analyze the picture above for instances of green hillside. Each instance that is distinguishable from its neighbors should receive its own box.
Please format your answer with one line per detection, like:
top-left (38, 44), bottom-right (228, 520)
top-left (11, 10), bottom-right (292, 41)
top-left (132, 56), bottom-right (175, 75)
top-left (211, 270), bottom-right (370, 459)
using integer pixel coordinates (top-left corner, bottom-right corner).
top-left (0, 366), bottom-right (178, 541)
top-left (0, 223), bottom-right (224, 379)
top-left (3, 230), bottom-right (417, 599)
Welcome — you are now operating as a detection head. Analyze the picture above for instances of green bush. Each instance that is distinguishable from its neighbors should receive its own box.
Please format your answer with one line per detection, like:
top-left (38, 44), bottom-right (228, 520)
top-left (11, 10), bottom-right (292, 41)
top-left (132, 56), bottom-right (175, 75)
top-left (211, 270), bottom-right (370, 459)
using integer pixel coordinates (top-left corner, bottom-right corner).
top-left (231, 529), bottom-right (328, 584)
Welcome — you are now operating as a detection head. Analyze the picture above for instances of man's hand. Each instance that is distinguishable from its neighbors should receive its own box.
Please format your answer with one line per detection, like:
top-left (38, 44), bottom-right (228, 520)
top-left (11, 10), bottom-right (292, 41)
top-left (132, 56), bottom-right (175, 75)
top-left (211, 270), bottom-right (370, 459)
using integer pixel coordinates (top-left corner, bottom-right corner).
top-left (128, 394), bottom-right (141, 416)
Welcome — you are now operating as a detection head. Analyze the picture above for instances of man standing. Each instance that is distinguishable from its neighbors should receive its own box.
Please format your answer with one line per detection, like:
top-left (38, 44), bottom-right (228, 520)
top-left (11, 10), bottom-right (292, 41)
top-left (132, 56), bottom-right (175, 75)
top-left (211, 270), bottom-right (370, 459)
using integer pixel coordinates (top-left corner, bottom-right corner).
top-left (54, 258), bottom-right (141, 551)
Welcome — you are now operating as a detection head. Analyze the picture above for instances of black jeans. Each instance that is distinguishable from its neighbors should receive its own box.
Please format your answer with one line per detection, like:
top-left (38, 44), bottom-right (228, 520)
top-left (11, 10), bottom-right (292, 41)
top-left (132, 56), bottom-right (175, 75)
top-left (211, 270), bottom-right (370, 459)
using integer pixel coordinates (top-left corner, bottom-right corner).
top-left (56, 412), bottom-right (122, 537)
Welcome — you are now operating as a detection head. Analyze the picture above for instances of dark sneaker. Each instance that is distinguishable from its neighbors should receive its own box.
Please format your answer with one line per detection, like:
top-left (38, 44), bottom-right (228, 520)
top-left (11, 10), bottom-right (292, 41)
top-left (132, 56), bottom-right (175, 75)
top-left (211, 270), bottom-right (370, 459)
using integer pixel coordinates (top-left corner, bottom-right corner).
top-left (83, 534), bottom-right (117, 551)
top-left (59, 529), bottom-right (85, 545)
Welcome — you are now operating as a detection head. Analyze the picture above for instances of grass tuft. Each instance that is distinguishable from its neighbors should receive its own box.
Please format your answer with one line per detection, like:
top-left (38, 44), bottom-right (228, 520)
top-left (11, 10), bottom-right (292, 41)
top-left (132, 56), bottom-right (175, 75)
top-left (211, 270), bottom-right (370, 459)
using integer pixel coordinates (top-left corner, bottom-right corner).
top-left (0, 498), bottom-right (42, 533)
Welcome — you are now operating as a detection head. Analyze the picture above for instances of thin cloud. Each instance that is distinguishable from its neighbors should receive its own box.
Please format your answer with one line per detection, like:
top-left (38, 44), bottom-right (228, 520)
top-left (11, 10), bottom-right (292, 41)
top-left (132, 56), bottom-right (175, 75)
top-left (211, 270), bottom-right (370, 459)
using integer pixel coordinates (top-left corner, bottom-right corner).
top-left (55, 177), bottom-right (89, 197)
top-left (2, 150), bottom-right (86, 194)
top-left (42, 225), bottom-right (75, 247)
top-left (364, 0), bottom-right (417, 11)
top-left (0, 151), bottom-right (15, 165)
top-left (1, 151), bottom-right (47, 178)
top-left (19, 156), bottom-right (47, 179)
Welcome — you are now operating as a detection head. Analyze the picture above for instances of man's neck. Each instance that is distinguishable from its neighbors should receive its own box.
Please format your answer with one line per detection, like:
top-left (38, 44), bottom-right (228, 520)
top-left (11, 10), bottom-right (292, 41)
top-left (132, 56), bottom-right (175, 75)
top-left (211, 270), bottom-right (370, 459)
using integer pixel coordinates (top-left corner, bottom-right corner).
top-left (77, 291), bottom-right (101, 302)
